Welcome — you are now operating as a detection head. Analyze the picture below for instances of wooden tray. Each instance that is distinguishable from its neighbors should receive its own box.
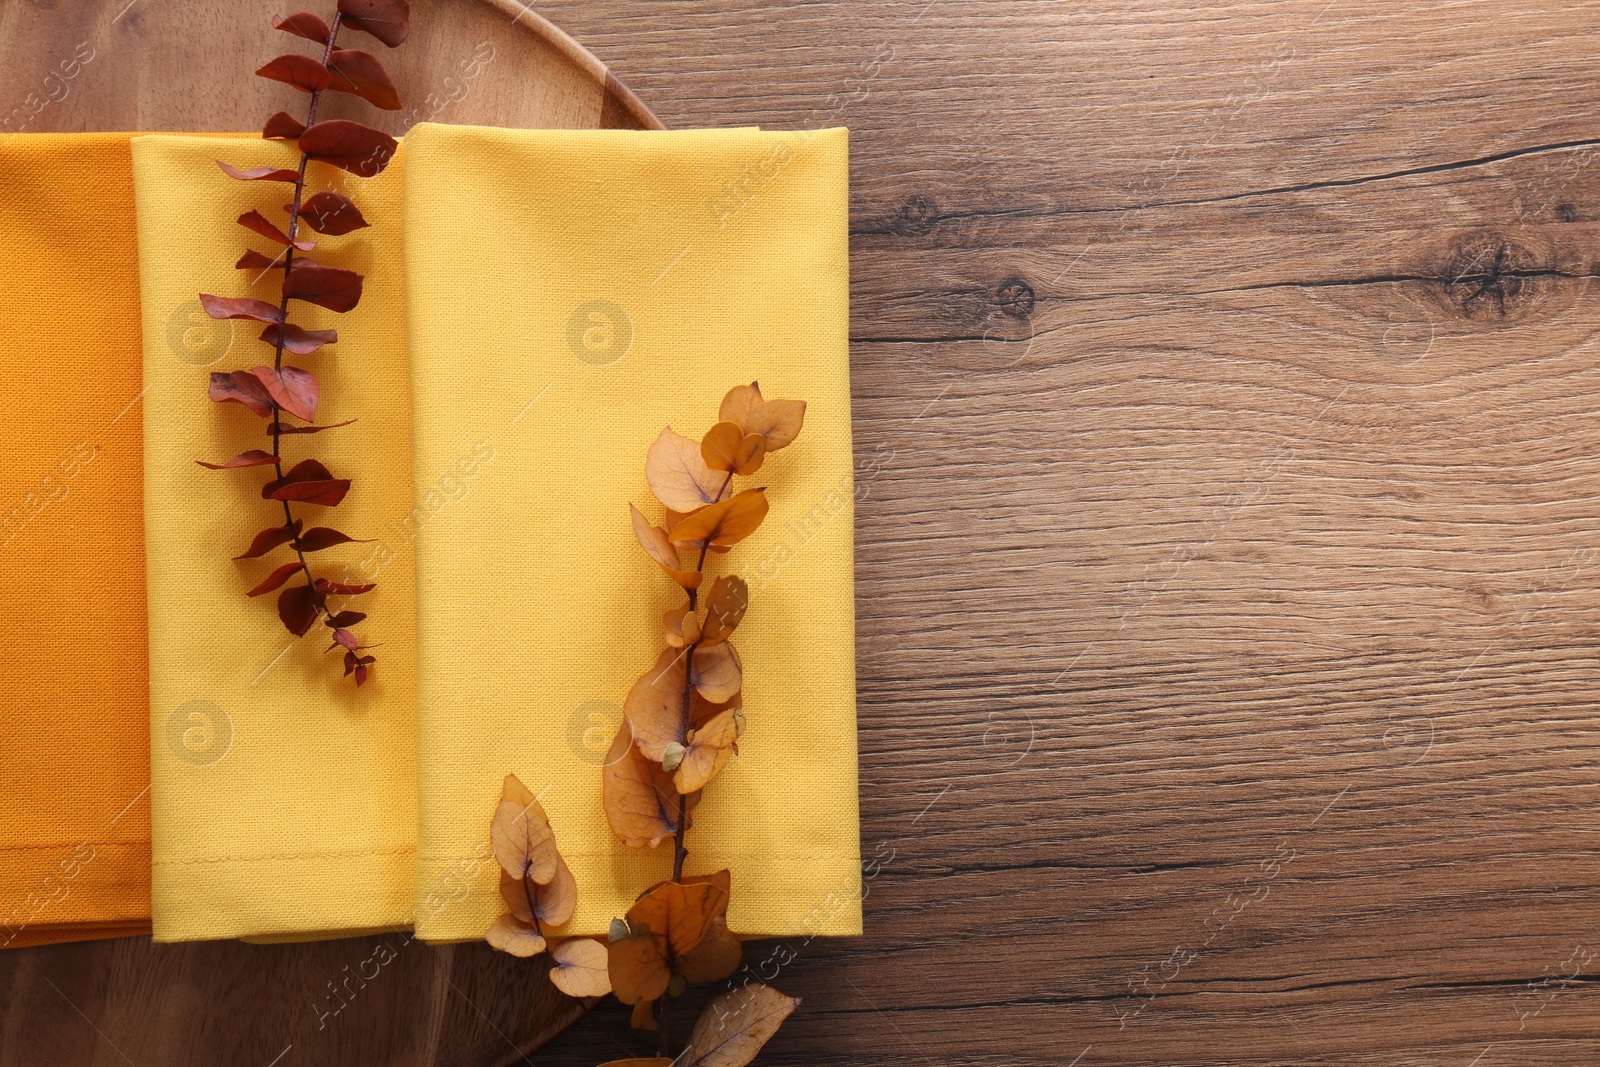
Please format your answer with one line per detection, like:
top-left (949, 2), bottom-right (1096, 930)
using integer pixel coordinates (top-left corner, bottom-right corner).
top-left (0, 2), bottom-right (657, 1064)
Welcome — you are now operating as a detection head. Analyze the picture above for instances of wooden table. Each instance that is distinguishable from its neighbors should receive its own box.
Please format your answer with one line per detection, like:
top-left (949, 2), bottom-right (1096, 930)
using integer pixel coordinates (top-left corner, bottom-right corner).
top-left (6, 1), bottom-right (1600, 1064)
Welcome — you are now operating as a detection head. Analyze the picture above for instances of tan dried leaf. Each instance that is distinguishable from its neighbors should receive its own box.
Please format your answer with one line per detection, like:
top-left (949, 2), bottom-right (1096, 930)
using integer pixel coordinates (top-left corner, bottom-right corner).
top-left (746, 399), bottom-right (806, 452)
top-left (701, 421), bottom-right (767, 477)
top-left (499, 869), bottom-right (534, 923)
top-left (676, 870), bottom-right (743, 983)
top-left (624, 647), bottom-right (688, 761)
top-left (674, 705), bottom-right (742, 794)
top-left (664, 604), bottom-right (702, 648)
top-left (734, 434), bottom-right (766, 475)
top-left (683, 868), bottom-right (731, 901)
top-left (537, 854), bottom-right (578, 927)
top-left (549, 937), bottom-right (612, 997)
top-left (602, 722), bottom-right (686, 848)
top-left (668, 489), bottom-right (769, 553)
top-left (720, 382), bottom-right (805, 453)
top-left (608, 880), bottom-right (727, 1002)
top-left (606, 923), bottom-right (670, 1005)
top-left (485, 913), bottom-right (546, 958)
top-left (676, 923), bottom-right (744, 985)
top-left (499, 849), bottom-right (575, 928)
top-left (641, 880), bottom-right (724, 961)
top-left (700, 421), bottom-right (743, 473)
top-left (718, 382), bottom-right (763, 428)
top-left (646, 427), bottom-right (729, 512)
top-left (490, 773), bottom-right (558, 884)
top-left (680, 983), bottom-right (801, 1067)
top-left (690, 641), bottom-right (742, 703)
top-left (630, 504), bottom-right (703, 589)
top-left (700, 575), bottom-right (749, 645)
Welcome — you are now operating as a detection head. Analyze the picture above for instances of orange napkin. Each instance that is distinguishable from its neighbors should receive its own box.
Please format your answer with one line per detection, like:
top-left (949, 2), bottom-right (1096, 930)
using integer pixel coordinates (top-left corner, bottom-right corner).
top-left (0, 133), bottom-right (152, 948)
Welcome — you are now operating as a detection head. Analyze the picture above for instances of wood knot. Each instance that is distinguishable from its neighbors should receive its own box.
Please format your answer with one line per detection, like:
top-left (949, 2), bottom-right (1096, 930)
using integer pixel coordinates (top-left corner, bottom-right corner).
top-left (1556, 203), bottom-right (1578, 223)
top-left (1436, 232), bottom-right (1553, 321)
top-left (896, 195), bottom-right (938, 236)
top-left (994, 278), bottom-right (1035, 318)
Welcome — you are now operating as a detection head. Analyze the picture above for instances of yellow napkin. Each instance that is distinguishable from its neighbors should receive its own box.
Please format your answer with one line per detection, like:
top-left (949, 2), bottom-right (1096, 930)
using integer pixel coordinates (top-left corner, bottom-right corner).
top-left (0, 133), bottom-right (152, 948)
top-left (403, 123), bottom-right (859, 940)
top-left (133, 134), bottom-right (417, 942)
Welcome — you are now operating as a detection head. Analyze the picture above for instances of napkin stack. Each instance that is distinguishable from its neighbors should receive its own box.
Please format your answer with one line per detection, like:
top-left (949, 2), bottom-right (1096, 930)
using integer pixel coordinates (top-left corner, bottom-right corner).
top-left (0, 123), bottom-right (858, 946)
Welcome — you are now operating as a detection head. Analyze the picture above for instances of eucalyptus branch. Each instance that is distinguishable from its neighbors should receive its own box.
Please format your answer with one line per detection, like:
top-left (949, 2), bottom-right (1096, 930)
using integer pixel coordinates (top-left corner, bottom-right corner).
top-left (197, 0), bottom-right (409, 685)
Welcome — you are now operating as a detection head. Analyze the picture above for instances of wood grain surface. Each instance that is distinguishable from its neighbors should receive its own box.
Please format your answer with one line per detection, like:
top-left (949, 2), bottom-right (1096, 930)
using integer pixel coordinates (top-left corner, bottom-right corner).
top-left (4, 0), bottom-right (1600, 1065)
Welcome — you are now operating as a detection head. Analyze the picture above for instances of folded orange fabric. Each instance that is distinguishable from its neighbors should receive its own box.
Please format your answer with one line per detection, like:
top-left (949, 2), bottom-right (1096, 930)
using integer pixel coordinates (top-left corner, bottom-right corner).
top-left (0, 133), bottom-right (152, 947)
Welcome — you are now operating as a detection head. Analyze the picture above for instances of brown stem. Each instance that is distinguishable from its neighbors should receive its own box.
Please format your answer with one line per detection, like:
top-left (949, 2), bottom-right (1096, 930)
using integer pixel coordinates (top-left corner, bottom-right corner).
top-left (266, 12), bottom-right (346, 632)
top-left (671, 640), bottom-right (696, 885)
top-left (520, 874), bottom-right (544, 939)
top-left (673, 469), bottom-right (734, 877)
top-left (664, 467), bottom-right (737, 1053)
top-left (684, 472), bottom-right (734, 613)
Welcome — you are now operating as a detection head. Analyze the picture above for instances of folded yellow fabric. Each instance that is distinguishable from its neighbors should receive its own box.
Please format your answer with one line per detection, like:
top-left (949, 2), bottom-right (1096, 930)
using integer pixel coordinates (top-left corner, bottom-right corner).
top-left (403, 123), bottom-right (859, 940)
top-left (0, 133), bottom-right (152, 948)
top-left (133, 134), bottom-right (417, 942)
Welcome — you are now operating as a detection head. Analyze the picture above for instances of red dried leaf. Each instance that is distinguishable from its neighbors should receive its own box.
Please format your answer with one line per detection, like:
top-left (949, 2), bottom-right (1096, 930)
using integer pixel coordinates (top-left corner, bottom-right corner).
top-left (354, 662), bottom-right (370, 685)
top-left (295, 191), bottom-right (369, 235)
top-left (278, 583), bottom-right (319, 636)
top-left (239, 209), bottom-right (315, 251)
top-left (208, 370), bottom-right (275, 417)
top-left (325, 49), bottom-right (401, 110)
top-left (252, 364), bottom-right (319, 422)
top-left (271, 478), bottom-right (351, 506)
top-left (259, 323), bottom-right (337, 355)
top-left (272, 11), bottom-right (331, 42)
top-left (263, 112), bottom-right (308, 140)
top-left (283, 263), bottom-right (363, 312)
top-left (217, 160), bottom-right (301, 183)
top-left (332, 627), bottom-right (359, 651)
top-left (234, 520), bottom-right (302, 560)
top-left (236, 249), bottom-right (285, 273)
top-left (337, 0), bottom-right (411, 47)
top-left (299, 120), bottom-right (397, 177)
top-left (200, 294), bottom-right (283, 324)
top-left (316, 578), bottom-right (375, 595)
top-left (262, 458), bottom-right (332, 492)
top-left (197, 449), bottom-right (278, 470)
top-left (299, 527), bottom-right (368, 552)
top-left (263, 459), bottom-right (351, 506)
top-left (246, 560), bottom-right (306, 597)
top-left (256, 53), bottom-right (330, 93)
top-left (268, 418), bottom-right (357, 436)
top-left (328, 610), bottom-right (366, 626)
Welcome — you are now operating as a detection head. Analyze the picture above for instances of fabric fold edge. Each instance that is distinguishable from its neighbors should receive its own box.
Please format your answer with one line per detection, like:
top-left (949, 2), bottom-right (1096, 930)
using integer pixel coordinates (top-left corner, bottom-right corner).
top-left (150, 848), bottom-right (415, 943)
